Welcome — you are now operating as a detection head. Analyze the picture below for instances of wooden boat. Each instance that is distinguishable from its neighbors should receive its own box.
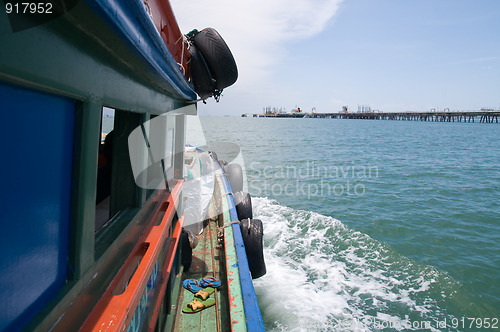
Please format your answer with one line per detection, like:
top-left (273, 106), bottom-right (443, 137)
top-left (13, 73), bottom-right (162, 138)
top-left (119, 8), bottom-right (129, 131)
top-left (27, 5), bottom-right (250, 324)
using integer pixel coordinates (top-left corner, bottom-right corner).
top-left (0, 1), bottom-right (264, 331)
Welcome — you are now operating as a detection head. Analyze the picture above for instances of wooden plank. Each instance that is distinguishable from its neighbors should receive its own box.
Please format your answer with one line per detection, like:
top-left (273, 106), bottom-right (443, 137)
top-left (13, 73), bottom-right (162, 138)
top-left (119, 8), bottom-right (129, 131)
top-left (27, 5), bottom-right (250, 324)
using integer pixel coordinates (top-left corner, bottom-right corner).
top-left (221, 187), bottom-right (247, 332)
top-left (175, 215), bottom-right (223, 331)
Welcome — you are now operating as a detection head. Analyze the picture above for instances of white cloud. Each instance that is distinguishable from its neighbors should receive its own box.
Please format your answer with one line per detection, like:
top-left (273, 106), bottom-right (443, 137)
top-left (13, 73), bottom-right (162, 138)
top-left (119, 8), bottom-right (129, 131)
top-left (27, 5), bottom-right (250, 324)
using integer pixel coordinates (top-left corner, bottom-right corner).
top-left (171, 0), bottom-right (343, 88)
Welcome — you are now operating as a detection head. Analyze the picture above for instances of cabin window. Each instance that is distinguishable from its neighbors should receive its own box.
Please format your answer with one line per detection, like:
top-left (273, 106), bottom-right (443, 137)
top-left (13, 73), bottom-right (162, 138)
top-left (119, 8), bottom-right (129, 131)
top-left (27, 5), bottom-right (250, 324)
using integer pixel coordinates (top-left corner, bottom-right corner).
top-left (95, 109), bottom-right (143, 252)
top-left (143, 114), bottom-right (176, 194)
top-left (95, 107), bottom-right (115, 230)
top-left (93, 109), bottom-right (181, 258)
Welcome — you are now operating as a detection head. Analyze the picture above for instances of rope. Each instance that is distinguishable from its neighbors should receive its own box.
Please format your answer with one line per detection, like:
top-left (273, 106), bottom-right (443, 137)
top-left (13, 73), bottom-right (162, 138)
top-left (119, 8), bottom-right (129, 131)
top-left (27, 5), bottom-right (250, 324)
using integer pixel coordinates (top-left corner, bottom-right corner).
top-left (175, 35), bottom-right (187, 76)
top-left (222, 221), bottom-right (240, 228)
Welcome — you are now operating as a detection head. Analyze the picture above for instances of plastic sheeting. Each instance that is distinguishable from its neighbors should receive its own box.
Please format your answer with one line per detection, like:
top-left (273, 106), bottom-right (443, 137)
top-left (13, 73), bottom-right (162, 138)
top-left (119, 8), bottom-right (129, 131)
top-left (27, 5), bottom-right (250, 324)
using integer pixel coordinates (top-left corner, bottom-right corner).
top-left (183, 150), bottom-right (219, 235)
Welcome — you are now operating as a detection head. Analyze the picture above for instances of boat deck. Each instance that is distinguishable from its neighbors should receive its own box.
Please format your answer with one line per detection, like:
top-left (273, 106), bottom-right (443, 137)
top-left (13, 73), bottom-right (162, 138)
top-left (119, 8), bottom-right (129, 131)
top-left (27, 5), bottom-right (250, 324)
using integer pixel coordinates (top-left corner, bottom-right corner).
top-left (173, 216), bottom-right (231, 331)
top-left (170, 161), bottom-right (258, 332)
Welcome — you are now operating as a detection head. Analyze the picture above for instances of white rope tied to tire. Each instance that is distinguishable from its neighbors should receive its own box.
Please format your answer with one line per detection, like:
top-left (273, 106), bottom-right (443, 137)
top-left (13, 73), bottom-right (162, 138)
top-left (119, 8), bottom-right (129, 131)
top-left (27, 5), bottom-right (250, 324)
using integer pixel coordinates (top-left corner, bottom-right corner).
top-left (222, 221), bottom-right (240, 228)
top-left (175, 35), bottom-right (187, 76)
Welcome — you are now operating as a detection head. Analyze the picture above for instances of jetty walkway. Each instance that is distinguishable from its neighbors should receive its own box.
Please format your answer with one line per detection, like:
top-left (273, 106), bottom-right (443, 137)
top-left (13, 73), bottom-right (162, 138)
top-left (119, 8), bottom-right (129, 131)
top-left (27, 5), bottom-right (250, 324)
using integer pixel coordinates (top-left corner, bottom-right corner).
top-left (251, 111), bottom-right (500, 123)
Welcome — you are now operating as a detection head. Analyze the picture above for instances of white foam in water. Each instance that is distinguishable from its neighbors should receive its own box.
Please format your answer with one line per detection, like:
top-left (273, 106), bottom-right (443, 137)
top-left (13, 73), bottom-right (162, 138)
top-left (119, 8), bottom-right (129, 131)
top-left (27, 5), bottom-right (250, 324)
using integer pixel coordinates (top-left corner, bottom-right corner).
top-left (252, 197), bottom-right (457, 332)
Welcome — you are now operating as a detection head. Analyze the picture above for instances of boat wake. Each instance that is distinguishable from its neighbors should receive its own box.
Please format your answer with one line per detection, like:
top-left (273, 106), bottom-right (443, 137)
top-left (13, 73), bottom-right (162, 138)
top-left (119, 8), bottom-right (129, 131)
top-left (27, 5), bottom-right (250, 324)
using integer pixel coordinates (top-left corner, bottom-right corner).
top-left (252, 197), bottom-right (462, 332)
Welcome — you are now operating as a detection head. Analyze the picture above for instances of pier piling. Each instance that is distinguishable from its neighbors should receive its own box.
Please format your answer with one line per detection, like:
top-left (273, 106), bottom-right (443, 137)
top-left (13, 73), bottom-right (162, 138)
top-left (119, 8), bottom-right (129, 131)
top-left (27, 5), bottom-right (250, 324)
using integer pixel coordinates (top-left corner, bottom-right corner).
top-left (253, 111), bottom-right (500, 123)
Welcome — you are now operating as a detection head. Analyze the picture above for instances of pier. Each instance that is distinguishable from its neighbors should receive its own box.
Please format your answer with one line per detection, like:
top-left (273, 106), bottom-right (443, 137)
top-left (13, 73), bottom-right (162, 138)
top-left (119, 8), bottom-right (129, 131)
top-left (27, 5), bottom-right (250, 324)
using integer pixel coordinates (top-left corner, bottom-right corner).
top-left (321, 111), bottom-right (500, 123)
top-left (246, 111), bottom-right (500, 123)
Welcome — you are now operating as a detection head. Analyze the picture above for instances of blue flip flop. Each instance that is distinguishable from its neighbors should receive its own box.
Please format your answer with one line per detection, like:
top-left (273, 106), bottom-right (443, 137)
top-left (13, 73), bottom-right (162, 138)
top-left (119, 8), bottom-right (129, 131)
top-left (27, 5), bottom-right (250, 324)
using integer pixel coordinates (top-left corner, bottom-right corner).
top-left (199, 277), bottom-right (221, 288)
top-left (183, 279), bottom-right (202, 293)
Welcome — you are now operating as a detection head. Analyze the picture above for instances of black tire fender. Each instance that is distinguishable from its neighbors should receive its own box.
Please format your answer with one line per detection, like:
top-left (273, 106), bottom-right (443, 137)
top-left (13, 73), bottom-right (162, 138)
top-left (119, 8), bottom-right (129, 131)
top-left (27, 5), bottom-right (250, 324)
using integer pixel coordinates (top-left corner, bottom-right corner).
top-left (234, 191), bottom-right (252, 221)
top-left (180, 230), bottom-right (192, 271)
top-left (224, 163), bottom-right (243, 193)
top-left (188, 43), bottom-right (215, 99)
top-left (193, 28), bottom-right (238, 90)
top-left (240, 218), bottom-right (266, 279)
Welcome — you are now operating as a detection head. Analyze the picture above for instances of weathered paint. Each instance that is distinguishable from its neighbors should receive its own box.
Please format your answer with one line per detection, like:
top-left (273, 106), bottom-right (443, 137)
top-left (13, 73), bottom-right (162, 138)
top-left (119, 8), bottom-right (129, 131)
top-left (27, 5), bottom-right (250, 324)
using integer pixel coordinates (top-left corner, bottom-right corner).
top-left (143, 0), bottom-right (191, 80)
top-left (81, 182), bottom-right (183, 331)
top-left (127, 259), bottom-right (160, 332)
top-left (220, 177), bottom-right (248, 331)
top-left (174, 210), bottom-right (222, 331)
top-left (1, 0), bottom-right (194, 330)
top-left (171, 156), bottom-right (265, 331)
top-left (83, 0), bottom-right (196, 100)
top-left (219, 170), bottom-right (265, 331)
top-left (147, 215), bottom-right (185, 332)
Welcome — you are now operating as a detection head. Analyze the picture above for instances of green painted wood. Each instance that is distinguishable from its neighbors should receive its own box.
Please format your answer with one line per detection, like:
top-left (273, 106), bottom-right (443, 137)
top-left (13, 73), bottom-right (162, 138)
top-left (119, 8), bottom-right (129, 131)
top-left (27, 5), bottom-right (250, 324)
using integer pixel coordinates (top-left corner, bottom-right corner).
top-left (173, 170), bottom-right (249, 332)
top-left (162, 262), bottom-right (184, 331)
top-left (223, 201), bottom-right (247, 332)
top-left (176, 220), bottom-right (222, 331)
top-left (70, 98), bottom-right (101, 278)
top-left (213, 171), bottom-right (247, 332)
top-left (0, 1), bottom-right (179, 115)
top-left (30, 188), bottom-right (176, 331)
top-left (0, 2), bottom-right (199, 331)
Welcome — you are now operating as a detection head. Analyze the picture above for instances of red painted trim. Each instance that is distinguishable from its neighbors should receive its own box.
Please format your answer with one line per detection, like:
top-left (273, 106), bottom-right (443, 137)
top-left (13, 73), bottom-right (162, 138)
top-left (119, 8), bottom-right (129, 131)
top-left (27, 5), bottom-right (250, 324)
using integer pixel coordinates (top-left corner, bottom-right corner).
top-left (80, 181), bottom-right (183, 331)
top-left (147, 214), bottom-right (184, 332)
top-left (145, 0), bottom-right (191, 79)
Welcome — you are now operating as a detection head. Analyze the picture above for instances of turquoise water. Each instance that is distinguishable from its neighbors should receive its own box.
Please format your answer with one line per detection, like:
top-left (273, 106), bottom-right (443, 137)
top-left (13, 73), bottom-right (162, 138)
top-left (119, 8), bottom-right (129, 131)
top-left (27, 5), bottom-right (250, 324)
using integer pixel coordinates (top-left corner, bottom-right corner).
top-left (200, 117), bottom-right (499, 331)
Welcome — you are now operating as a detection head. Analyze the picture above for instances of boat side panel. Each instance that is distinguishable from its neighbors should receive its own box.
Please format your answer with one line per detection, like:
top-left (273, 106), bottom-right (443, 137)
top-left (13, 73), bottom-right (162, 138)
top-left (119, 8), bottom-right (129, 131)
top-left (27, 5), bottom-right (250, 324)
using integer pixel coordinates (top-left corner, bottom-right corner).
top-left (0, 3), bottom-right (196, 330)
top-left (83, 0), bottom-right (196, 101)
top-left (220, 173), bottom-right (265, 331)
top-left (146, 0), bottom-right (190, 79)
top-left (17, 110), bottom-right (189, 331)
top-left (70, 98), bottom-right (101, 277)
top-left (0, 82), bottom-right (75, 331)
top-left (222, 202), bottom-right (247, 331)
top-left (0, 3), bottom-right (181, 115)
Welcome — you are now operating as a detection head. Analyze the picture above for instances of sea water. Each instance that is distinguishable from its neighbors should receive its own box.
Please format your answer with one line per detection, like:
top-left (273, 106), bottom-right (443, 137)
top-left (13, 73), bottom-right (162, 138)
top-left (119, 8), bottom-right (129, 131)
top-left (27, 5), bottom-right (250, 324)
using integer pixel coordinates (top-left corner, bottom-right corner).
top-left (200, 117), bottom-right (499, 331)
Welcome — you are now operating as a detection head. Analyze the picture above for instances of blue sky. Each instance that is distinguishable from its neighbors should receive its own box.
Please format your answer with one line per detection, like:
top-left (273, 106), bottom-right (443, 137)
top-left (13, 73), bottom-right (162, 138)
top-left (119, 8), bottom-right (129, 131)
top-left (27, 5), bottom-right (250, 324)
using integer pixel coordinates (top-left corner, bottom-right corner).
top-left (171, 0), bottom-right (500, 115)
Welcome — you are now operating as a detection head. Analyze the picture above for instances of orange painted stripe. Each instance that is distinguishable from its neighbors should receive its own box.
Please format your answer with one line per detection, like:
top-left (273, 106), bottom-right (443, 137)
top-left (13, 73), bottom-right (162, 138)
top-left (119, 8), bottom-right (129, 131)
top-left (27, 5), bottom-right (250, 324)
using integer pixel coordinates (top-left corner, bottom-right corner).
top-left (81, 181), bottom-right (182, 332)
top-left (147, 214), bottom-right (184, 332)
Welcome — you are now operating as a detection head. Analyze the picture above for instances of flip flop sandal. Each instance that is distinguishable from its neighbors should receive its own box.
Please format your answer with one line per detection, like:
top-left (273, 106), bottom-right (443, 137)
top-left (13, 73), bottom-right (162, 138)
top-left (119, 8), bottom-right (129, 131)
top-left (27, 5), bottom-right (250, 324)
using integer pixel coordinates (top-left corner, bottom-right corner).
top-left (199, 276), bottom-right (221, 288)
top-left (194, 287), bottom-right (215, 301)
top-left (182, 298), bottom-right (216, 314)
top-left (183, 279), bottom-right (202, 293)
